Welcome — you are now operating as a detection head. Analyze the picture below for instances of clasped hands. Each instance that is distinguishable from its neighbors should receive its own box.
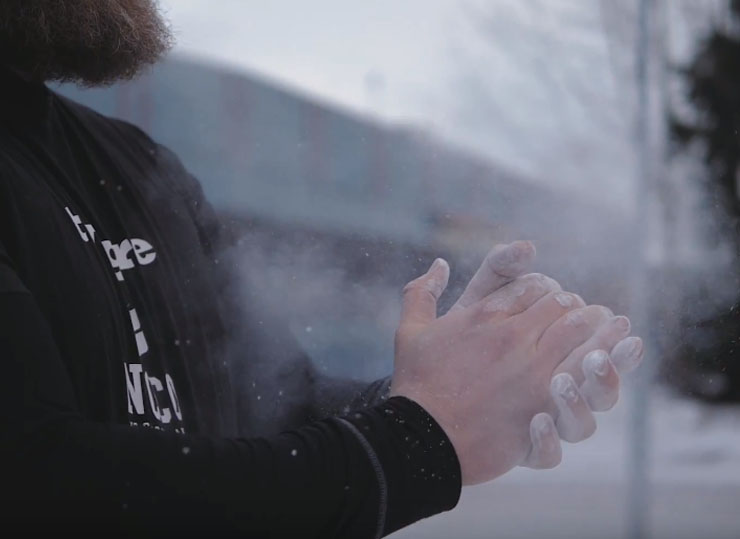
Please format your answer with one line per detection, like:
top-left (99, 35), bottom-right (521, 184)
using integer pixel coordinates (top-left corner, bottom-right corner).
top-left (390, 241), bottom-right (643, 485)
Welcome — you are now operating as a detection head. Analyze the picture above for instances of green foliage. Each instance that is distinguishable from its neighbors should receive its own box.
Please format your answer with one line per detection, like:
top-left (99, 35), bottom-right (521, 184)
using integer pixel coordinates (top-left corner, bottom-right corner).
top-left (668, 1), bottom-right (740, 402)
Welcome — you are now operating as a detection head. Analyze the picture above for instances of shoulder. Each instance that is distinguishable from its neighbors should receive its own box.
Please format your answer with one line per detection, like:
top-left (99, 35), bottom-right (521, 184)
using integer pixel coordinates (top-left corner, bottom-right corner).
top-left (54, 92), bottom-right (159, 154)
top-left (53, 92), bottom-right (199, 192)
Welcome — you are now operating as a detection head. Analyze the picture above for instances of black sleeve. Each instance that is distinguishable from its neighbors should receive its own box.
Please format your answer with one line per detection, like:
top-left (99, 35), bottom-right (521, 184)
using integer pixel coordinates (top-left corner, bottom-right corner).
top-left (0, 269), bottom-right (460, 536)
top-left (227, 298), bottom-right (394, 437)
top-left (161, 145), bottom-right (393, 433)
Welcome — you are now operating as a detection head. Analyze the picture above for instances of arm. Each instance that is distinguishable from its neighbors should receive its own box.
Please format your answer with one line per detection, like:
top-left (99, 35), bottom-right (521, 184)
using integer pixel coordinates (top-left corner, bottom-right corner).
top-left (0, 252), bottom-right (460, 536)
top-left (164, 147), bottom-right (390, 433)
top-left (225, 300), bottom-right (391, 436)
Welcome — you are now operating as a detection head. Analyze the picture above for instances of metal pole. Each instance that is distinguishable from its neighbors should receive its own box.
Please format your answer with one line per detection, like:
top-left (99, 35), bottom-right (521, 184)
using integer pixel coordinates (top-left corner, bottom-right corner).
top-left (627, 0), bottom-right (654, 538)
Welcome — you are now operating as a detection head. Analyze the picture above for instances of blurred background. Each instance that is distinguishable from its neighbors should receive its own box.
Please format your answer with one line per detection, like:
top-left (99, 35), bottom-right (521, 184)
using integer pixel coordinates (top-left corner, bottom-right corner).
top-left (58, 1), bottom-right (740, 537)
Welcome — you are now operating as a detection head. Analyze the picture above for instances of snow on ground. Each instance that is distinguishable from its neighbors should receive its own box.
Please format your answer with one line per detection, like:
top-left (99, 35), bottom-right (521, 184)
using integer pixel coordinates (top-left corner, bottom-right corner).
top-left (390, 385), bottom-right (740, 539)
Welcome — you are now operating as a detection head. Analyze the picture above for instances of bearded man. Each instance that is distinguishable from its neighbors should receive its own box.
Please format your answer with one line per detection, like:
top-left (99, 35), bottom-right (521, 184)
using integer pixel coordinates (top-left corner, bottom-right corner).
top-left (0, 1), bottom-right (642, 536)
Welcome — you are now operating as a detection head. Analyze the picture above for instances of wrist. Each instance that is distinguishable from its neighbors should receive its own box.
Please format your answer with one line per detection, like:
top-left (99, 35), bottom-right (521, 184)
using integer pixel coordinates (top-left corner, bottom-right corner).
top-left (338, 396), bottom-right (462, 534)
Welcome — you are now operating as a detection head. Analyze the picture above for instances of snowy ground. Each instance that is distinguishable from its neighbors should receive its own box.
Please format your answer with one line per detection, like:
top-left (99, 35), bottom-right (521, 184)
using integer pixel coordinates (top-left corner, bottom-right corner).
top-left (390, 386), bottom-right (740, 539)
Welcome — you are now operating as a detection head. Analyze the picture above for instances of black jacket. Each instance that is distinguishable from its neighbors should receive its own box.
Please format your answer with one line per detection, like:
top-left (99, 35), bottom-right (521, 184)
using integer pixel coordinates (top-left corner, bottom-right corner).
top-left (0, 66), bottom-right (460, 537)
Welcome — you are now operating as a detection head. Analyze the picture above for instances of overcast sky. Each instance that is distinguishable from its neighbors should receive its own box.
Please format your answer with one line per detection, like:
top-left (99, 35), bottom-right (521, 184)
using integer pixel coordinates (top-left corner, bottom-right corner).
top-left (157, 0), bottom-right (708, 206)
top-left (160, 0), bottom-right (464, 118)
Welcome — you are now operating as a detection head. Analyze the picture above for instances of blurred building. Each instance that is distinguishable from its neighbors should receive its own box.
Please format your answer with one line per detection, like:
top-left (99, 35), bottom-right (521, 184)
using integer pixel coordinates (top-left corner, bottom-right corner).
top-left (58, 56), bottom-right (632, 380)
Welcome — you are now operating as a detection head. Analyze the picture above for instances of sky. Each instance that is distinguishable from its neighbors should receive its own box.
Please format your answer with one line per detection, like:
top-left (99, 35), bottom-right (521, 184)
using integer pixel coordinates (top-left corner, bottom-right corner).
top-left (157, 0), bottom-right (708, 207)
top-left (160, 0), bottom-right (468, 120)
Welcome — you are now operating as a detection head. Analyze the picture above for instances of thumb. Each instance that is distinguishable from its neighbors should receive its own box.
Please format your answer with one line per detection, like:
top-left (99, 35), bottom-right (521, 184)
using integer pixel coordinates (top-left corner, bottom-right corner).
top-left (399, 258), bottom-right (450, 331)
top-left (449, 240), bottom-right (536, 313)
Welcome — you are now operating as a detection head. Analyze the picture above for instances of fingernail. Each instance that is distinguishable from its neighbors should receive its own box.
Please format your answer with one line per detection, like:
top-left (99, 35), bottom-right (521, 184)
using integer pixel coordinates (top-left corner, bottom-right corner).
top-left (584, 349), bottom-right (610, 377)
top-left (490, 242), bottom-right (535, 275)
top-left (425, 259), bottom-right (449, 297)
top-left (429, 258), bottom-right (445, 273)
top-left (565, 310), bottom-right (586, 327)
top-left (508, 241), bottom-right (535, 258)
top-left (554, 293), bottom-right (574, 308)
top-left (551, 373), bottom-right (579, 403)
top-left (521, 274), bottom-right (552, 296)
top-left (611, 337), bottom-right (644, 373)
top-left (531, 413), bottom-right (552, 438)
top-left (537, 274), bottom-right (562, 292)
top-left (613, 316), bottom-right (631, 333)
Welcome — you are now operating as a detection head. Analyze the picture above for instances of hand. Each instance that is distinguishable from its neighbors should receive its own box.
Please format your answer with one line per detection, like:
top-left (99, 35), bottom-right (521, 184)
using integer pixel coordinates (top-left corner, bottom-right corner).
top-left (390, 252), bottom-right (641, 485)
top-left (445, 241), bottom-right (643, 468)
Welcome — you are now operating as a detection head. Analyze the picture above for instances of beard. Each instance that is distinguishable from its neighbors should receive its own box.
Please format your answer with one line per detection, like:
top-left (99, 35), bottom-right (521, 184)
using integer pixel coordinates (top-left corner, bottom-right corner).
top-left (0, 0), bottom-right (173, 87)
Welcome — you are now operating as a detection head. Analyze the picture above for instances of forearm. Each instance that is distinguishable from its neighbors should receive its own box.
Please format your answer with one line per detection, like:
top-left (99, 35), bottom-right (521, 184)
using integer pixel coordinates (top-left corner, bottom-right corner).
top-left (1, 291), bottom-right (459, 536)
top-left (231, 310), bottom-right (392, 435)
top-left (5, 397), bottom-right (459, 537)
top-left (308, 372), bottom-right (391, 418)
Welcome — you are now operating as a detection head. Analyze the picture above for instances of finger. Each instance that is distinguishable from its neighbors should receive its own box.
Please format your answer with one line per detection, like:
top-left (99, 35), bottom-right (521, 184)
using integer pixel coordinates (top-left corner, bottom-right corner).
top-left (610, 336), bottom-right (644, 374)
top-left (475, 273), bottom-right (561, 319)
top-left (579, 349), bottom-right (620, 411)
top-left (514, 292), bottom-right (588, 352)
top-left (551, 373), bottom-right (597, 443)
top-left (449, 241), bottom-right (536, 313)
top-left (553, 315), bottom-right (631, 386)
top-left (399, 258), bottom-right (450, 331)
top-left (528, 303), bottom-right (609, 371)
top-left (521, 413), bottom-right (562, 469)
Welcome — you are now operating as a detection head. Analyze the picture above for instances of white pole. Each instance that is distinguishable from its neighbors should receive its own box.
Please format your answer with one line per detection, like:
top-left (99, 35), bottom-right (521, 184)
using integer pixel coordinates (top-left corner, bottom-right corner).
top-left (627, 0), bottom-right (654, 537)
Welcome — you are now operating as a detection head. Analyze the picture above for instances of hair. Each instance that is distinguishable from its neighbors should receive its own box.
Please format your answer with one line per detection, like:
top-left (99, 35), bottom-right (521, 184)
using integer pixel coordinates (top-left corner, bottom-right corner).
top-left (0, 0), bottom-right (173, 87)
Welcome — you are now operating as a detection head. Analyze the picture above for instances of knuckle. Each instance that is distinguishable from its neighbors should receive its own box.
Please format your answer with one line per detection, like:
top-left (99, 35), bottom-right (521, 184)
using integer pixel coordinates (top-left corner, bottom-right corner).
top-left (403, 280), bottom-right (437, 303)
top-left (582, 304), bottom-right (604, 316)
top-left (520, 273), bottom-right (555, 293)
top-left (551, 292), bottom-right (578, 309)
top-left (542, 275), bottom-right (562, 292)
top-left (401, 283), bottom-right (416, 297)
top-left (402, 279), bottom-right (422, 295)
top-left (560, 306), bottom-right (611, 334)
top-left (490, 321), bottom-right (523, 352)
top-left (506, 317), bottom-right (528, 339)
top-left (596, 321), bottom-right (631, 347)
top-left (563, 307), bottom-right (589, 329)
top-left (583, 305), bottom-right (612, 325)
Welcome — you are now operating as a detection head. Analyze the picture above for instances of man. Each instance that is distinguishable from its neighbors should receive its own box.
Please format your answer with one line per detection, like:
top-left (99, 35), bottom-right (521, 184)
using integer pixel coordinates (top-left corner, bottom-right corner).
top-left (0, 1), bottom-right (643, 537)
